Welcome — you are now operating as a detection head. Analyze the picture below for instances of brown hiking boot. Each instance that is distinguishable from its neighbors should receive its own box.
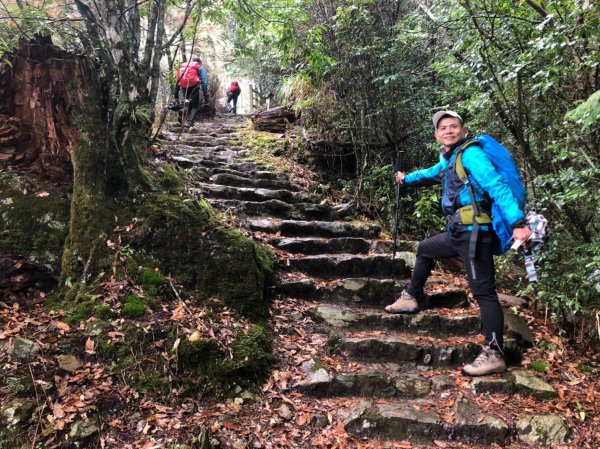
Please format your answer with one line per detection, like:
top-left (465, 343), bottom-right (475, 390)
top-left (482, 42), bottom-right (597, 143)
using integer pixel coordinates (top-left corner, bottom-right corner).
top-left (384, 290), bottom-right (419, 313)
top-left (462, 347), bottom-right (507, 376)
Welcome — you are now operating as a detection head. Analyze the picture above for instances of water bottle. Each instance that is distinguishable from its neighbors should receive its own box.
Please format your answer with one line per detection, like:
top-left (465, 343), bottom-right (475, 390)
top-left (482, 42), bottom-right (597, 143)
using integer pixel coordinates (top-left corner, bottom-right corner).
top-left (524, 254), bottom-right (538, 283)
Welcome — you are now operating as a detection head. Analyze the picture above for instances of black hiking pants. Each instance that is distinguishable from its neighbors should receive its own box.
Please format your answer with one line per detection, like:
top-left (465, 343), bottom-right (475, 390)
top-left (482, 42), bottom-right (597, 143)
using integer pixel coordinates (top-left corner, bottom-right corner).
top-left (227, 92), bottom-right (240, 114)
top-left (406, 230), bottom-right (504, 350)
top-left (182, 85), bottom-right (201, 124)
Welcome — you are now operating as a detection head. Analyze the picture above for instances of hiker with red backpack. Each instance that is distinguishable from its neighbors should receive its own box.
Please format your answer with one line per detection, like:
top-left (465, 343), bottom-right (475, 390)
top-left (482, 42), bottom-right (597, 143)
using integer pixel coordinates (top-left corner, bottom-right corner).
top-left (226, 81), bottom-right (241, 114)
top-left (385, 110), bottom-right (531, 376)
top-left (174, 56), bottom-right (209, 126)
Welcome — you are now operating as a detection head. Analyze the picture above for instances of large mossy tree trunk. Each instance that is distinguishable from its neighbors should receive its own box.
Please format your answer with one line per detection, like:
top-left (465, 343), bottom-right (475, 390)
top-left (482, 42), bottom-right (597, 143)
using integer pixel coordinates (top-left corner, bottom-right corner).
top-left (0, 35), bottom-right (275, 318)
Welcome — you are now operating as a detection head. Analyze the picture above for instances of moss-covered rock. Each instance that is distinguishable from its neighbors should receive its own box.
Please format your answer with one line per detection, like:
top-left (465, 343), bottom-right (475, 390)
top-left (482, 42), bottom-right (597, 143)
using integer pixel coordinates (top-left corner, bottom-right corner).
top-left (176, 325), bottom-right (271, 396)
top-left (220, 324), bottom-right (271, 380)
top-left (156, 163), bottom-right (183, 193)
top-left (0, 171), bottom-right (70, 273)
top-left (133, 192), bottom-right (276, 321)
top-left (0, 398), bottom-right (35, 449)
top-left (64, 297), bottom-right (96, 325)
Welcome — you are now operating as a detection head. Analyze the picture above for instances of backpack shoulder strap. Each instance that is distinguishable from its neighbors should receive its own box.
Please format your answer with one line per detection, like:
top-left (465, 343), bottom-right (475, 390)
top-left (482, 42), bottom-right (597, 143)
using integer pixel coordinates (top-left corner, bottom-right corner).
top-left (452, 139), bottom-right (487, 262)
top-left (454, 139), bottom-right (482, 181)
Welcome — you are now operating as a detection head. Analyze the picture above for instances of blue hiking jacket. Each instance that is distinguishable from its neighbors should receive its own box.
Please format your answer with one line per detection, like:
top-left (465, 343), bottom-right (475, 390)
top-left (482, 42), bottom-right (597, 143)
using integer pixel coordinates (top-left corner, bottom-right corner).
top-left (404, 141), bottom-right (524, 232)
top-left (198, 67), bottom-right (208, 89)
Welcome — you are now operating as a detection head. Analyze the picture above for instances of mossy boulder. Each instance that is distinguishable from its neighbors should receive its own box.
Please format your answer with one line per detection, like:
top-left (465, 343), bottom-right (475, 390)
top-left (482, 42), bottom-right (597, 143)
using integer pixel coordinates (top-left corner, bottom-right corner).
top-left (177, 325), bottom-right (271, 396)
top-left (0, 171), bottom-right (70, 272)
top-left (0, 398), bottom-right (35, 448)
top-left (134, 192), bottom-right (276, 321)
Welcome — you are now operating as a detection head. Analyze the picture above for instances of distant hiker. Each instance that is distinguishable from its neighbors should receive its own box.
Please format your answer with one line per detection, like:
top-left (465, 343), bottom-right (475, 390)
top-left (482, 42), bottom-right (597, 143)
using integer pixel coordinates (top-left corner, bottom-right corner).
top-left (384, 110), bottom-right (531, 377)
top-left (174, 56), bottom-right (209, 126)
top-left (226, 81), bottom-right (241, 114)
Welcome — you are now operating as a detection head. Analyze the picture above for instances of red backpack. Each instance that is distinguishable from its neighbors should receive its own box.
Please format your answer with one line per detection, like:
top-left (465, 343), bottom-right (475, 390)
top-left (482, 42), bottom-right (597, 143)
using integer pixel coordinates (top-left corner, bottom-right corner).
top-left (176, 62), bottom-right (200, 88)
top-left (229, 81), bottom-right (241, 95)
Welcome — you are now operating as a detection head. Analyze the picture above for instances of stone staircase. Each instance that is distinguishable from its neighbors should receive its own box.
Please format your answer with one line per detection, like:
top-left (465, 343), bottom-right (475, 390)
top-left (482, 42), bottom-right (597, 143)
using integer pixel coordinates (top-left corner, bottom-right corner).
top-left (161, 115), bottom-right (569, 447)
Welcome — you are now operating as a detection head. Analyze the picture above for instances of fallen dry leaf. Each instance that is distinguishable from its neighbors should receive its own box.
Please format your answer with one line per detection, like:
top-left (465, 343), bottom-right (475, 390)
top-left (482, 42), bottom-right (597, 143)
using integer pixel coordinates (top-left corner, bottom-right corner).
top-left (53, 321), bottom-right (70, 332)
top-left (85, 337), bottom-right (96, 354)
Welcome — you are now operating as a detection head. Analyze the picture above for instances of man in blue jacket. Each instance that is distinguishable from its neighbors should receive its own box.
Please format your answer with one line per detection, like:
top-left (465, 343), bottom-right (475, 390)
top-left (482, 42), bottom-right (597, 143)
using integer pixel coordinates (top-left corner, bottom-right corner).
top-left (385, 110), bottom-right (531, 376)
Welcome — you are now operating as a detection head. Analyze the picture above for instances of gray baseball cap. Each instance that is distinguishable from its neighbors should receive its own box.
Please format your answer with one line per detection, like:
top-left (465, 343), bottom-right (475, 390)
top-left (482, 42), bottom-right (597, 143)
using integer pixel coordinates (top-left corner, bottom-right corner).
top-left (432, 110), bottom-right (463, 129)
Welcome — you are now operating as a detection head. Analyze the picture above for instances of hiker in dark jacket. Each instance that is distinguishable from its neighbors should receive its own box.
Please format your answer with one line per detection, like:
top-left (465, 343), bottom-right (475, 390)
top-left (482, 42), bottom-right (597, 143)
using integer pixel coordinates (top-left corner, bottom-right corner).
top-left (385, 110), bottom-right (531, 376)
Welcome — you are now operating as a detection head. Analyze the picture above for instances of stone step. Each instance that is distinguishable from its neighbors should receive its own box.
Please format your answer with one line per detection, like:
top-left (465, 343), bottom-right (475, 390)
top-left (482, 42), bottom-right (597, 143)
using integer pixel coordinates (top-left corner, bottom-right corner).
top-left (192, 183), bottom-right (312, 203)
top-left (198, 160), bottom-right (277, 174)
top-left (186, 157), bottom-right (263, 172)
top-left (339, 333), bottom-right (481, 368)
top-left (294, 359), bottom-right (432, 399)
top-left (164, 128), bottom-right (243, 142)
top-left (345, 397), bottom-right (510, 445)
top-left (192, 166), bottom-right (290, 182)
top-left (209, 173), bottom-right (299, 191)
top-left (285, 254), bottom-right (411, 280)
top-left (311, 304), bottom-right (479, 337)
top-left (274, 237), bottom-right (372, 254)
top-left (246, 219), bottom-right (381, 238)
top-left (267, 237), bottom-right (388, 255)
top-left (207, 199), bottom-right (339, 221)
top-left (164, 134), bottom-right (243, 148)
top-left (277, 278), bottom-right (469, 309)
top-left (188, 126), bottom-right (241, 136)
top-left (172, 144), bottom-right (248, 159)
top-left (298, 362), bottom-right (556, 399)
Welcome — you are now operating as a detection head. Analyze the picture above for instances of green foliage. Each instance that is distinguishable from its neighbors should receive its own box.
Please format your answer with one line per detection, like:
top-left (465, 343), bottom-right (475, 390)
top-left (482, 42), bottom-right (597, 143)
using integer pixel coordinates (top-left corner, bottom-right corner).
top-left (122, 294), bottom-right (146, 318)
top-left (358, 162), bottom-right (395, 220)
top-left (565, 90), bottom-right (600, 131)
top-left (529, 360), bottom-right (549, 373)
top-left (5, 377), bottom-right (29, 395)
top-left (521, 234), bottom-right (600, 331)
top-left (411, 190), bottom-right (444, 234)
top-left (65, 300), bottom-right (95, 325)
top-left (139, 268), bottom-right (167, 289)
top-left (578, 364), bottom-right (597, 374)
top-left (94, 304), bottom-right (113, 320)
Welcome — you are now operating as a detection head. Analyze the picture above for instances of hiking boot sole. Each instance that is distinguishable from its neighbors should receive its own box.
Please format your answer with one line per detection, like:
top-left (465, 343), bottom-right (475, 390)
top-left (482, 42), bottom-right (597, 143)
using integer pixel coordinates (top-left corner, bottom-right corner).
top-left (462, 365), bottom-right (507, 377)
top-left (384, 306), bottom-right (419, 314)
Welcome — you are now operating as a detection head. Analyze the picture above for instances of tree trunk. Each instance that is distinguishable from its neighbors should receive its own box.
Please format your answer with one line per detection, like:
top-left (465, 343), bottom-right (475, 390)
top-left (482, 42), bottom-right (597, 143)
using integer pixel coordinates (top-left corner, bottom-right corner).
top-left (251, 105), bottom-right (296, 132)
top-left (0, 35), bottom-right (77, 183)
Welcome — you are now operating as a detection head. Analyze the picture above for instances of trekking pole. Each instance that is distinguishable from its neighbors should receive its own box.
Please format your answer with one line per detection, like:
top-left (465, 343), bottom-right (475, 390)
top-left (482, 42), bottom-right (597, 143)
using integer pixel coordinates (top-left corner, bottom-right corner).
top-left (391, 149), bottom-right (405, 274)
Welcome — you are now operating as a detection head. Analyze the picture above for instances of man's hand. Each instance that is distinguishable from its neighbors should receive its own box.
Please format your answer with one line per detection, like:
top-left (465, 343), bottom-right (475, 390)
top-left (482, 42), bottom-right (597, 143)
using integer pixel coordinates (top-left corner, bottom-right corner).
top-left (395, 171), bottom-right (406, 184)
top-left (511, 226), bottom-right (532, 249)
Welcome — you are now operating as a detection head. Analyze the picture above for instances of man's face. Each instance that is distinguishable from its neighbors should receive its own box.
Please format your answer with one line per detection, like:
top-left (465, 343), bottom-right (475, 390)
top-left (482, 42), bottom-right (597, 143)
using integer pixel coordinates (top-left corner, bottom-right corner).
top-left (434, 117), bottom-right (467, 149)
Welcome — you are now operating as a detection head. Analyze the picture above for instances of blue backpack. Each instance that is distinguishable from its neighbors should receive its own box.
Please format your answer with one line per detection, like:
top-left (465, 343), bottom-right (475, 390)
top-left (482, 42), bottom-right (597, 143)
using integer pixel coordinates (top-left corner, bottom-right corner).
top-left (454, 134), bottom-right (526, 254)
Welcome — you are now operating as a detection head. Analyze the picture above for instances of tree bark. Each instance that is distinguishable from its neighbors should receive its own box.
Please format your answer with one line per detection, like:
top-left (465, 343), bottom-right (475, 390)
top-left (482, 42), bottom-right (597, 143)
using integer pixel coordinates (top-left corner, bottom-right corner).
top-left (251, 105), bottom-right (296, 132)
top-left (0, 35), bottom-right (79, 183)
